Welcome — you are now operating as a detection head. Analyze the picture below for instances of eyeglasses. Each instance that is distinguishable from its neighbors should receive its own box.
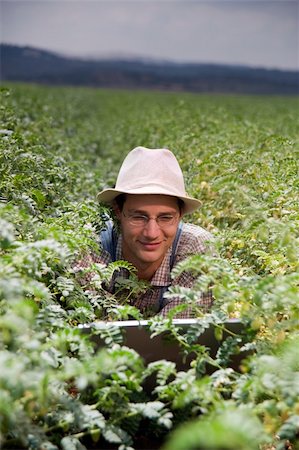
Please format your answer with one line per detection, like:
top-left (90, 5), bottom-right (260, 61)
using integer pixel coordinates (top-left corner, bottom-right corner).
top-left (122, 211), bottom-right (179, 228)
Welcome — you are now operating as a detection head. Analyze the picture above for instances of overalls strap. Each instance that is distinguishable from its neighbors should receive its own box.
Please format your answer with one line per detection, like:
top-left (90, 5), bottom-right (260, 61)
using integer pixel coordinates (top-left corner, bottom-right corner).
top-left (99, 220), bottom-right (117, 262)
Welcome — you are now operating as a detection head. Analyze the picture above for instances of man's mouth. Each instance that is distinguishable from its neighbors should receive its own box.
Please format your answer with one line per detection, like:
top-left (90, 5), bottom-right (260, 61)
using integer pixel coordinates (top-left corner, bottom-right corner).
top-left (139, 241), bottom-right (162, 251)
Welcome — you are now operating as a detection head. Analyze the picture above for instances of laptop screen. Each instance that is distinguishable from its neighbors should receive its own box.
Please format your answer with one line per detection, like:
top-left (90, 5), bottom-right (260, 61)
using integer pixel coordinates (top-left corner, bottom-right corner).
top-left (78, 318), bottom-right (246, 372)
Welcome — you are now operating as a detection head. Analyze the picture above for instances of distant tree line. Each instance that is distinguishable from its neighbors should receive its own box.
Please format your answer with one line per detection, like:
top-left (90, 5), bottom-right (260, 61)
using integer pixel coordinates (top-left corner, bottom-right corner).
top-left (1, 44), bottom-right (298, 95)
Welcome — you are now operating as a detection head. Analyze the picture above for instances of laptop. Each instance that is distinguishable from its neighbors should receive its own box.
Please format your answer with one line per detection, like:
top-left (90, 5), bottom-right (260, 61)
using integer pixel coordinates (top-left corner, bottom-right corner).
top-left (78, 318), bottom-right (247, 372)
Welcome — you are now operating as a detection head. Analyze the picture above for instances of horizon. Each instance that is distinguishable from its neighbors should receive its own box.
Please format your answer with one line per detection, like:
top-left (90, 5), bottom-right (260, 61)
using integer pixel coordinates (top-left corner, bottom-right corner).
top-left (2, 42), bottom-right (298, 74)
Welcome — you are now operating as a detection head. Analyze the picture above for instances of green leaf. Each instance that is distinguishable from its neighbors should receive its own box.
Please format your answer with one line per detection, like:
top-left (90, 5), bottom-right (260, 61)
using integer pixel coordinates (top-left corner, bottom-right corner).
top-left (40, 442), bottom-right (59, 450)
top-left (162, 407), bottom-right (267, 450)
top-left (60, 437), bottom-right (86, 450)
top-left (277, 415), bottom-right (299, 440)
top-left (103, 425), bottom-right (132, 446)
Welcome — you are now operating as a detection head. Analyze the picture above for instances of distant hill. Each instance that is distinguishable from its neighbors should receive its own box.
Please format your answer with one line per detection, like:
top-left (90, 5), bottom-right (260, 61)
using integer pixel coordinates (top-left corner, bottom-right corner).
top-left (1, 44), bottom-right (298, 95)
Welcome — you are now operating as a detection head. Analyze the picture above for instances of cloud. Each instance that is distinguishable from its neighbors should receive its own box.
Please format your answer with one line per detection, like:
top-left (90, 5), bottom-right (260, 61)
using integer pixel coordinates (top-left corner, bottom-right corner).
top-left (1, 0), bottom-right (298, 69)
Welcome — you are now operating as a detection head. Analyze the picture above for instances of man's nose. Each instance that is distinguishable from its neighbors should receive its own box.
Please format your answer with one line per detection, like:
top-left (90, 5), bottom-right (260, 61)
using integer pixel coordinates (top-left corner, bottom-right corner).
top-left (143, 218), bottom-right (160, 238)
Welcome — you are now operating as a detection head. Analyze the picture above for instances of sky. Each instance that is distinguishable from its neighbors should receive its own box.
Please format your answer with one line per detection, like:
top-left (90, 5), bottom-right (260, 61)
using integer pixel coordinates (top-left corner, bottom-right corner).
top-left (1, 0), bottom-right (298, 71)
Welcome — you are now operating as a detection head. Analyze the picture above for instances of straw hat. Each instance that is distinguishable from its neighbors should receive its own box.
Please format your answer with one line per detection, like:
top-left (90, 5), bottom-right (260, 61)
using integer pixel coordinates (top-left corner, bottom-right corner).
top-left (97, 146), bottom-right (201, 215)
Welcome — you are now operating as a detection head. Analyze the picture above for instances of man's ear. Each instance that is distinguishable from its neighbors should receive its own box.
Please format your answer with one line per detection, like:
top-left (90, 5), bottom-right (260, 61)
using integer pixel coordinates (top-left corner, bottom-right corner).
top-left (112, 200), bottom-right (122, 220)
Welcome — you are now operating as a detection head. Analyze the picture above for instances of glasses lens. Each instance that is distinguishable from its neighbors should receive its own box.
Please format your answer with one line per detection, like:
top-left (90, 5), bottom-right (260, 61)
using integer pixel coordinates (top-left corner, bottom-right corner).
top-left (124, 212), bottom-right (177, 227)
top-left (156, 215), bottom-right (176, 226)
top-left (129, 214), bottom-right (148, 226)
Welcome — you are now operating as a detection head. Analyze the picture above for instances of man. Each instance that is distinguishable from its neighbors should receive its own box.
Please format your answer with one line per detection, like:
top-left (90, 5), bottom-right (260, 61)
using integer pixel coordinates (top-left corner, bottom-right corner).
top-left (78, 146), bottom-right (214, 318)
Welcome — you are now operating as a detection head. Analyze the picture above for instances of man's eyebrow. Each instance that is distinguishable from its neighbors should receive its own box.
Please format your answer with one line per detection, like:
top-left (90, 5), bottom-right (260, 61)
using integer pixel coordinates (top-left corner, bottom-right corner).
top-left (127, 209), bottom-right (148, 214)
top-left (127, 209), bottom-right (177, 215)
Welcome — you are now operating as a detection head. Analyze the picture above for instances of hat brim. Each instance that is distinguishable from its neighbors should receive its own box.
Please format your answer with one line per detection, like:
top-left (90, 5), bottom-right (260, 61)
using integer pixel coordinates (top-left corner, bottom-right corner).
top-left (97, 187), bottom-right (201, 215)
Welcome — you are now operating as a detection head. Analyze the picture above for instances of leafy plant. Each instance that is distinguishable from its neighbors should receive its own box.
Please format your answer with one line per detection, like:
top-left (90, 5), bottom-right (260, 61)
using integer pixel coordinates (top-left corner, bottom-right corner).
top-left (0, 84), bottom-right (298, 449)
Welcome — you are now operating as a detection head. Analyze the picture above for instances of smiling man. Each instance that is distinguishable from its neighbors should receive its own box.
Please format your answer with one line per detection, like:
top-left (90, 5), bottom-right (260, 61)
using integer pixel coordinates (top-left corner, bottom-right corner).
top-left (79, 146), bottom-right (214, 318)
top-left (116, 194), bottom-right (181, 281)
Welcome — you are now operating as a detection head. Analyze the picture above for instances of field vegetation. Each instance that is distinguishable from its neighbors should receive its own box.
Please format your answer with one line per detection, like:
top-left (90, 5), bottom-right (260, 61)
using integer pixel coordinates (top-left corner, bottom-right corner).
top-left (0, 83), bottom-right (298, 450)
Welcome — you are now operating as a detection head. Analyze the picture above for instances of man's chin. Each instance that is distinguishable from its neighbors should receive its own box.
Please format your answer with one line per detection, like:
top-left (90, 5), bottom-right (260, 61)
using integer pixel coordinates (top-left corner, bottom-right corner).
top-left (138, 250), bottom-right (163, 264)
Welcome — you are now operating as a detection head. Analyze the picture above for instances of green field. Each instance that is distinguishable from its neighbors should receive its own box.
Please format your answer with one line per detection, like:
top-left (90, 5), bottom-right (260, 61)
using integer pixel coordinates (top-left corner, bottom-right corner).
top-left (1, 84), bottom-right (299, 449)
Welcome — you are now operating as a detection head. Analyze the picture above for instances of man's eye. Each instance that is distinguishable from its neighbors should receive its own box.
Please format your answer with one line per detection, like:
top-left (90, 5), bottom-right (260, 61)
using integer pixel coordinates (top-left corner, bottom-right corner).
top-left (132, 215), bottom-right (147, 222)
top-left (158, 215), bottom-right (174, 223)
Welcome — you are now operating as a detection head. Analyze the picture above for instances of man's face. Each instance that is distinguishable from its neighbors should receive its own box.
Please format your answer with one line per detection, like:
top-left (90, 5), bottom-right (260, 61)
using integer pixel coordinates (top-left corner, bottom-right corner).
top-left (115, 194), bottom-right (181, 276)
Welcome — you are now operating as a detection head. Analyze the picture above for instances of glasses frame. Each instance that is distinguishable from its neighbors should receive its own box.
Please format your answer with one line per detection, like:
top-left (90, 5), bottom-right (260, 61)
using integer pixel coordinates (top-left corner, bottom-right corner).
top-left (122, 211), bottom-right (180, 228)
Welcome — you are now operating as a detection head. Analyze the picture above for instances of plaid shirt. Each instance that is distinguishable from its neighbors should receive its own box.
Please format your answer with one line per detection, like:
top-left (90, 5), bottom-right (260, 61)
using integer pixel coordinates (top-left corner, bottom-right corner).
top-left (75, 222), bottom-right (214, 318)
